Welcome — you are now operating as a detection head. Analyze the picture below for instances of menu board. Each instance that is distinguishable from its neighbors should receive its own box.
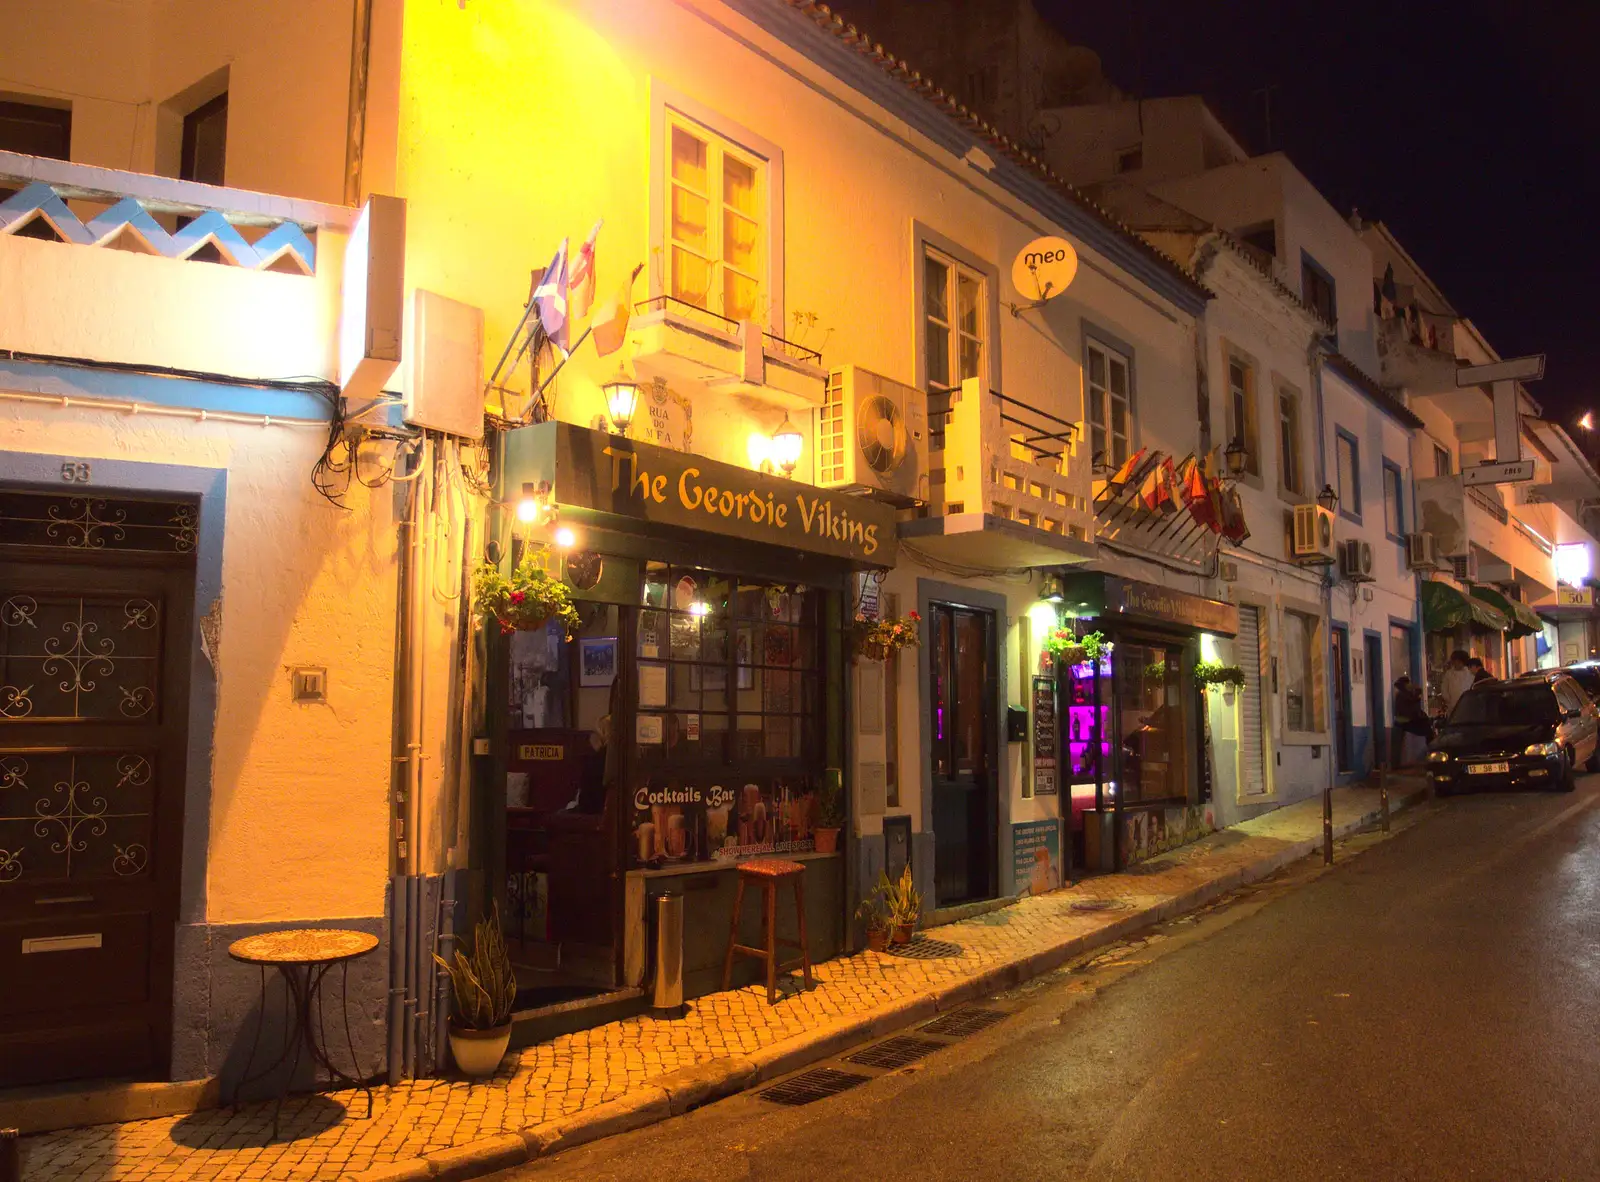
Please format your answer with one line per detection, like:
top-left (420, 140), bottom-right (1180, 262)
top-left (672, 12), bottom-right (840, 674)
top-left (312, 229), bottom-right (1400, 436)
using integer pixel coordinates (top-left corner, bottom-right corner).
top-left (1012, 820), bottom-right (1061, 896)
top-left (1032, 675), bottom-right (1058, 796)
top-left (630, 775), bottom-right (819, 868)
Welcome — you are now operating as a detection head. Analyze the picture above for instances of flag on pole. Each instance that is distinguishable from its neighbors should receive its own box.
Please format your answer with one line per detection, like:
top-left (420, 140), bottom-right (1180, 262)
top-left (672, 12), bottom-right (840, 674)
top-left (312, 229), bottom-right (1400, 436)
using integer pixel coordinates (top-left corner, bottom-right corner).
top-left (568, 220), bottom-right (602, 322)
top-left (534, 238), bottom-right (570, 353)
top-left (1155, 455), bottom-right (1179, 515)
top-left (1106, 447), bottom-right (1147, 491)
top-left (592, 263), bottom-right (643, 357)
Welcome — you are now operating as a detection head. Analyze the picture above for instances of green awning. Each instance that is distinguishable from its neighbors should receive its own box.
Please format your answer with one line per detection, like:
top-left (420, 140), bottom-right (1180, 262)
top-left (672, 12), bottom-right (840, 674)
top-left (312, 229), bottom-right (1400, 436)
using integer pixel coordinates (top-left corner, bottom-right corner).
top-left (1469, 584), bottom-right (1542, 638)
top-left (1420, 579), bottom-right (1509, 634)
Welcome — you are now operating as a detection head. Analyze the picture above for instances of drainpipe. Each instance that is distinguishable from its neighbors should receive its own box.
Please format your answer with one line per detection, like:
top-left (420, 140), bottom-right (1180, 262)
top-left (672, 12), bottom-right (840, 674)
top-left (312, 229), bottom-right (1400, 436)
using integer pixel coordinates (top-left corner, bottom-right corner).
top-left (1311, 345), bottom-right (1335, 798)
top-left (387, 442), bottom-right (422, 1083)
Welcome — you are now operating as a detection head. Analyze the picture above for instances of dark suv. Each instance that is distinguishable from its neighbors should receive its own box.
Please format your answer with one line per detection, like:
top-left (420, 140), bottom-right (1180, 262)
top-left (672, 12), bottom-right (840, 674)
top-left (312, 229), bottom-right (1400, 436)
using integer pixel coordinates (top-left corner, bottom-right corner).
top-left (1427, 672), bottom-right (1599, 794)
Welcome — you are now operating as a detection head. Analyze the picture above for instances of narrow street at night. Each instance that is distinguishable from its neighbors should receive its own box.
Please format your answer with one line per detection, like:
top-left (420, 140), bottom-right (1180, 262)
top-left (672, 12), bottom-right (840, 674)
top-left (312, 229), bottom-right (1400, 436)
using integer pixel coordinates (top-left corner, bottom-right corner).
top-left (509, 781), bottom-right (1600, 1182)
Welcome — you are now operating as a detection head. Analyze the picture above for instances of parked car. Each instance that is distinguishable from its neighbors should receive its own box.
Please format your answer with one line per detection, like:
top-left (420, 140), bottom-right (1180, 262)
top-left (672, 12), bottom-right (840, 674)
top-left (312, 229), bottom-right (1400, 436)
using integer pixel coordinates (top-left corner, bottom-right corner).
top-left (1558, 662), bottom-right (1600, 703)
top-left (1427, 673), bottom-right (1600, 794)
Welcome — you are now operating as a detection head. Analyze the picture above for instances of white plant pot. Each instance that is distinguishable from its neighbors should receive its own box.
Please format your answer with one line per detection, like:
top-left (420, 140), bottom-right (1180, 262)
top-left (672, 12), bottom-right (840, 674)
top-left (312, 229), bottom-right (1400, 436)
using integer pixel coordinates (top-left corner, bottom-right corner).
top-left (449, 1024), bottom-right (512, 1077)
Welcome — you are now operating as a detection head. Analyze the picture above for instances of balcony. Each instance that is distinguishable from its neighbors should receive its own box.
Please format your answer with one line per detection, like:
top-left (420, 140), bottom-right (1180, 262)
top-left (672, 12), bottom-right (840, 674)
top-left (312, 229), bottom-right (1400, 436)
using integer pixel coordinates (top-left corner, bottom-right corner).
top-left (1416, 475), bottom-right (1555, 593)
top-left (900, 376), bottom-right (1096, 568)
top-left (0, 150), bottom-right (352, 394)
top-left (1375, 311), bottom-right (1461, 396)
top-left (628, 296), bottom-right (828, 411)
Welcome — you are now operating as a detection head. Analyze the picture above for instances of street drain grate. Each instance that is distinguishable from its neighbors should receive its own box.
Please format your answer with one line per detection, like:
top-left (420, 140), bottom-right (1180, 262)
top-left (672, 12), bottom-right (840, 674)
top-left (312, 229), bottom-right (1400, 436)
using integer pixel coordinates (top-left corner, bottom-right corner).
top-left (1069, 898), bottom-right (1128, 913)
top-left (919, 1007), bottom-right (1008, 1038)
top-left (759, 1067), bottom-right (872, 1106)
top-left (847, 1035), bottom-right (946, 1070)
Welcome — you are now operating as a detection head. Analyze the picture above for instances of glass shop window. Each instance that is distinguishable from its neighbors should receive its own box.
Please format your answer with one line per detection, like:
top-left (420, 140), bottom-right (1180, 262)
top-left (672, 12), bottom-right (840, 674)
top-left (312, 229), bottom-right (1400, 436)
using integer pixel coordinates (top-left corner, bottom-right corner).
top-left (1116, 642), bottom-right (1189, 805)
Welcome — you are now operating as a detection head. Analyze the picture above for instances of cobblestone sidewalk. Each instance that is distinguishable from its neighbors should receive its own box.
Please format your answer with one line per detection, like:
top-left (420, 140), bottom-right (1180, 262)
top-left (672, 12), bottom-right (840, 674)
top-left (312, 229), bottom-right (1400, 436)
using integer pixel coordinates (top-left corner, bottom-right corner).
top-left (20, 782), bottom-right (1420, 1181)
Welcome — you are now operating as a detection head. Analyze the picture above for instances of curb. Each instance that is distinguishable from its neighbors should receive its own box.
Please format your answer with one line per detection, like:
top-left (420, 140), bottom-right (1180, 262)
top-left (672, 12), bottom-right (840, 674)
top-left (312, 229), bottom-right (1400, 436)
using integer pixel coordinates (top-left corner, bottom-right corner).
top-left (344, 787), bottom-right (1426, 1182)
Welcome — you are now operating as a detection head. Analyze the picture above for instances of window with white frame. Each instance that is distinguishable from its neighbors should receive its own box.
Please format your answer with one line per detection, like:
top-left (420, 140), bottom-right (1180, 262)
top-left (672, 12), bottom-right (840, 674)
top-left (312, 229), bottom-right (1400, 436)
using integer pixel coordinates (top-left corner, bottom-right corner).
top-left (1086, 339), bottom-right (1131, 469)
top-left (1433, 442), bottom-right (1452, 476)
top-left (667, 114), bottom-right (766, 322)
top-left (1335, 430), bottom-right (1360, 518)
top-left (1227, 356), bottom-right (1259, 477)
top-left (1382, 462), bottom-right (1405, 538)
top-left (923, 247), bottom-right (985, 394)
top-left (1278, 388), bottom-right (1303, 496)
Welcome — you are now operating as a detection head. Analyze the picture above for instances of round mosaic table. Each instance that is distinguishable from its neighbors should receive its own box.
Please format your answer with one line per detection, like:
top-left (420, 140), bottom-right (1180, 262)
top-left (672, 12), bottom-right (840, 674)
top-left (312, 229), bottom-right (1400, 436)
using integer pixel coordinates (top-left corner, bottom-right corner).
top-left (228, 928), bottom-right (378, 1136)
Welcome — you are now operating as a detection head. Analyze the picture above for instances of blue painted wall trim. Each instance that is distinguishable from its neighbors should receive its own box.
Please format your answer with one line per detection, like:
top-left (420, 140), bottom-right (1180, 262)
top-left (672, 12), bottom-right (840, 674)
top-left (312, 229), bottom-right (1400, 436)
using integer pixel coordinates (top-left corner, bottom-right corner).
top-left (0, 358), bottom-right (334, 422)
top-left (0, 448), bottom-right (225, 926)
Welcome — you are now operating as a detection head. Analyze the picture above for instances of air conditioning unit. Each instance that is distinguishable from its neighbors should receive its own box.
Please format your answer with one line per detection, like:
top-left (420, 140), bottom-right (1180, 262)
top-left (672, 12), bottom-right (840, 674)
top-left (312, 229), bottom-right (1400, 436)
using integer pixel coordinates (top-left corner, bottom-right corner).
top-left (1291, 503), bottom-right (1336, 563)
top-left (1338, 538), bottom-right (1375, 582)
top-left (1449, 553), bottom-right (1477, 582)
top-left (1219, 559), bottom-right (1240, 582)
top-left (818, 366), bottom-right (928, 505)
top-left (1405, 532), bottom-right (1439, 571)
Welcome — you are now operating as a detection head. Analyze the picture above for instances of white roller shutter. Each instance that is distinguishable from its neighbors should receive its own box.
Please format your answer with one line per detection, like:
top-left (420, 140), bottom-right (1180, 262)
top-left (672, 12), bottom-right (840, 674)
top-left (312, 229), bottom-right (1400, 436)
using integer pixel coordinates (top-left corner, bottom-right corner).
top-left (1239, 606), bottom-right (1267, 796)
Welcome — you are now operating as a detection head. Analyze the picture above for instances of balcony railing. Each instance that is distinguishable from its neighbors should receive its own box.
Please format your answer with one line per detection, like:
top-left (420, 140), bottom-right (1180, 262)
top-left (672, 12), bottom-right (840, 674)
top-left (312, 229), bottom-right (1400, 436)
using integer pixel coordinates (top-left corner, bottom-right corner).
top-left (1467, 484), bottom-right (1509, 525)
top-left (926, 384), bottom-right (1077, 465)
top-left (1512, 514), bottom-right (1555, 556)
top-left (633, 295), bottom-right (822, 366)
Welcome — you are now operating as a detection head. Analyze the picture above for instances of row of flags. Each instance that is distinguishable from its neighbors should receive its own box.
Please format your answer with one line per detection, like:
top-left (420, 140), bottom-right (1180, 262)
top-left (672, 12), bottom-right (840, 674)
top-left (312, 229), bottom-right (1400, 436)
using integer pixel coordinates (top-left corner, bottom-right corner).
top-left (1097, 447), bottom-right (1250, 544)
top-left (532, 220), bottom-right (639, 358)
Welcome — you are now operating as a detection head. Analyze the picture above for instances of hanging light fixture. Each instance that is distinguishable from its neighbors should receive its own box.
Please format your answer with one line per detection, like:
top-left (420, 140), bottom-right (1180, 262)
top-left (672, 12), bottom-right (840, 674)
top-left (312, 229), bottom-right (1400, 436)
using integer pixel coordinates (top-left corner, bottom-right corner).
top-left (1316, 484), bottom-right (1339, 513)
top-left (603, 373), bottom-right (641, 436)
top-left (770, 413), bottom-right (803, 477)
top-left (1039, 572), bottom-right (1067, 604)
top-left (1224, 436), bottom-right (1248, 479)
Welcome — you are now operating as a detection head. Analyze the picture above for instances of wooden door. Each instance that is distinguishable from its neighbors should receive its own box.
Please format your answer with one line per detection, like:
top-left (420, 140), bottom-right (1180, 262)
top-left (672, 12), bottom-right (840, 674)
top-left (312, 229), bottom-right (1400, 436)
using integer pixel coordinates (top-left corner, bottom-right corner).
top-left (0, 554), bottom-right (193, 1086)
top-left (929, 603), bottom-right (996, 905)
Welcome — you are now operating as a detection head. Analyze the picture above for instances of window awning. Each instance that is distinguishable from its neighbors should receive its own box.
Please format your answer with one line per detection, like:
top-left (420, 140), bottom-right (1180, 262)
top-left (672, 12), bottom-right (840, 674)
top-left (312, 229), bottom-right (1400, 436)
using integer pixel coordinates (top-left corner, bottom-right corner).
top-left (1420, 580), bottom-right (1509, 633)
top-left (1469, 584), bottom-right (1542, 638)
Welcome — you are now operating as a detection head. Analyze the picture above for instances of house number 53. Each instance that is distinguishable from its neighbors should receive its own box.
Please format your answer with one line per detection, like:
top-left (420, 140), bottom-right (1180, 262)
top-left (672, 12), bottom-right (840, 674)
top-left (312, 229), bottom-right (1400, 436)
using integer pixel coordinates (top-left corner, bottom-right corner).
top-left (60, 461), bottom-right (91, 483)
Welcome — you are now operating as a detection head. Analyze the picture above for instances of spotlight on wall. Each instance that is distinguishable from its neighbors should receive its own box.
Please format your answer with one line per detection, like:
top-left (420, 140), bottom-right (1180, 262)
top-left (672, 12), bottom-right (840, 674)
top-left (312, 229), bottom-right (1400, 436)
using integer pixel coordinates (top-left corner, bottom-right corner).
top-left (554, 526), bottom-right (577, 549)
top-left (516, 482), bottom-right (540, 524)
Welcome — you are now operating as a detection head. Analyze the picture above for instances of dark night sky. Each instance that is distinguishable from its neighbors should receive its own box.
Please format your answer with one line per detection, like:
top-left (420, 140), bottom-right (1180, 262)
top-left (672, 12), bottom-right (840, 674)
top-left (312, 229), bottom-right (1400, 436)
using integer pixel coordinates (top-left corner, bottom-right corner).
top-left (1035, 0), bottom-right (1600, 422)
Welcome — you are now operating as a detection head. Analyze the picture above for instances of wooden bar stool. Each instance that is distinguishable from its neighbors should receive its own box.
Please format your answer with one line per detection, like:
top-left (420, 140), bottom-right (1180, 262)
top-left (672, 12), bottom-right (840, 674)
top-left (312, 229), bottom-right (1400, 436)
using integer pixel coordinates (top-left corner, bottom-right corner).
top-left (722, 858), bottom-right (813, 1003)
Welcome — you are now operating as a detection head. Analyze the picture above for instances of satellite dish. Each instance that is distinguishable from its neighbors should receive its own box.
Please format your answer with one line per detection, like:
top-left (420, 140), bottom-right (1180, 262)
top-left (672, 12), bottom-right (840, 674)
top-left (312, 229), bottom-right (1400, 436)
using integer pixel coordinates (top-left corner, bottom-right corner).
top-left (1011, 236), bottom-right (1078, 304)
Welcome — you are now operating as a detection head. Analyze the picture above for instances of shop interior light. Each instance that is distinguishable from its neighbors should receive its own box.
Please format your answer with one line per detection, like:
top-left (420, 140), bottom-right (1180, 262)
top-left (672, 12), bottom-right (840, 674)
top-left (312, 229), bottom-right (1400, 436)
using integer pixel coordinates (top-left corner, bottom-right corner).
top-left (1316, 484), bottom-right (1339, 513)
top-left (1556, 542), bottom-right (1591, 586)
top-left (770, 414), bottom-right (803, 477)
top-left (554, 526), bottom-right (577, 549)
top-left (688, 600), bottom-right (711, 618)
top-left (515, 482), bottom-right (540, 524)
top-left (603, 373), bottom-right (641, 435)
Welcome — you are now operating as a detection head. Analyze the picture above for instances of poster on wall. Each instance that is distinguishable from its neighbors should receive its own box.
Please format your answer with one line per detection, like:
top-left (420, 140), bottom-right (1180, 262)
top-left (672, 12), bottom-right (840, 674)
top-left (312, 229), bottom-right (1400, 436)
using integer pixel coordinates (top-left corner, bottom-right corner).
top-left (1032, 675), bottom-right (1058, 796)
top-left (630, 775), bottom-right (819, 868)
top-left (1012, 820), bottom-right (1061, 896)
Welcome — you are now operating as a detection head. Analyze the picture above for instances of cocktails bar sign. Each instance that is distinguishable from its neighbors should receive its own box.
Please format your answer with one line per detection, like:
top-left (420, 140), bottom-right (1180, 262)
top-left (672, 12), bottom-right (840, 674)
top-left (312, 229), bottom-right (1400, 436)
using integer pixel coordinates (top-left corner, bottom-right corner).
top-left (507, 422), bottom-right (897, 566)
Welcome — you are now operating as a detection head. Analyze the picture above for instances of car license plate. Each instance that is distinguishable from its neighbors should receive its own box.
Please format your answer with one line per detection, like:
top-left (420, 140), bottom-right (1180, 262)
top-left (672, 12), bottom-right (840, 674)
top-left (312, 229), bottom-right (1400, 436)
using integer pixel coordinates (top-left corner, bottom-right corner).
top-left (1467, 762), bottom-right (1510, 775)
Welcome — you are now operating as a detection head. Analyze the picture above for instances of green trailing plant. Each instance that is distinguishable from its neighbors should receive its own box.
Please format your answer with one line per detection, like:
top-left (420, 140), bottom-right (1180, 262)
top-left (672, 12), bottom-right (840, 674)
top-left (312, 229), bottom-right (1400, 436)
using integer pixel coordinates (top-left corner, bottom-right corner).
top-left (877, 864), bottom-right (922, 928)
top-left (1079, 631), bottom-right (1110, 662)
top-left (434, 906), bottom-right (518, 1031)
top-left (1195, 661), bottom-right (1248, 689)
top-left (1042, 627), bottom-right (1110, 666)
top-left (816, 779), bottom-right (846, 829)
top-left (855, 897), bottom-right (891, 935)
top-left (473, 555), bottom-right (582, 638)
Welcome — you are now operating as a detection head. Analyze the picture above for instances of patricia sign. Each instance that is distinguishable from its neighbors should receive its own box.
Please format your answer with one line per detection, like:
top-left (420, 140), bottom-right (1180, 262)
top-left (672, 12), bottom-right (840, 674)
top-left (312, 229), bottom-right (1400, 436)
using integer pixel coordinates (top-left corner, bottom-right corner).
top-left (508, 422), bottom-right (898, 565)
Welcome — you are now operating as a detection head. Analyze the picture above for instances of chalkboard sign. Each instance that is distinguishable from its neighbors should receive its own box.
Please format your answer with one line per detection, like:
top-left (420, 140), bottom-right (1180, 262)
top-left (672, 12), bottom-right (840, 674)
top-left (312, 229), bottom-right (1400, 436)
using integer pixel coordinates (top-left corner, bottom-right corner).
top-left (1032, 675), bottom-right (1058, 796)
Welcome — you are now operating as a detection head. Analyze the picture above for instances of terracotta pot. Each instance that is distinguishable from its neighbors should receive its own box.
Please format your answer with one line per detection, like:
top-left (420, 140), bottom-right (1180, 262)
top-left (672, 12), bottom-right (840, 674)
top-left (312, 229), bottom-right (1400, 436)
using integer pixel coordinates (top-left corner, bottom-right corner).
top-left (813, 827), bottom-right (840, 854)
top-left (893, 923), bottom-right (915, 945)
top-left (866, 928), bottom-right (890, 952)
top-left (449, 1023), bottom-right (512, 1078)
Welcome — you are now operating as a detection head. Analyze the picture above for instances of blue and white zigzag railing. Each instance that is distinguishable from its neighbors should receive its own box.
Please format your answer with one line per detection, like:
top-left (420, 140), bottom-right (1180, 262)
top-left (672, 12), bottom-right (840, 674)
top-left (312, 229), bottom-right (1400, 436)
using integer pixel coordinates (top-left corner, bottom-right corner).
top-left (0, 181), bottom-right (316, 274)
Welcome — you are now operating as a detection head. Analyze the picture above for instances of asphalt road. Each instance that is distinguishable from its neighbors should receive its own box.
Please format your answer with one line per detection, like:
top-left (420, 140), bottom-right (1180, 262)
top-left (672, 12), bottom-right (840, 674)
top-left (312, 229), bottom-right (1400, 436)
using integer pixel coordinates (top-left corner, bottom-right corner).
top-left (506, 778), bottom-right (1600, 1181)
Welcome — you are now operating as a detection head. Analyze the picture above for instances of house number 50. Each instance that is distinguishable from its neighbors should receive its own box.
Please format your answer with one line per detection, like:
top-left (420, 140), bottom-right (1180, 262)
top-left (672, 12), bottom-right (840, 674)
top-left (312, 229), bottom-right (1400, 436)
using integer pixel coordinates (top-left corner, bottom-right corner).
top-left (60, 461), bottom-right (91, 483)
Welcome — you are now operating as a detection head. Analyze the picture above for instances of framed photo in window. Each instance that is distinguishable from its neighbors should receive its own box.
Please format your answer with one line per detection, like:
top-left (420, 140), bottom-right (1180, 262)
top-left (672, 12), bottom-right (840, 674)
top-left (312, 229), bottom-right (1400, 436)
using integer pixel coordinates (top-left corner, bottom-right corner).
top-left (579, 637), bottom-right (618, 687)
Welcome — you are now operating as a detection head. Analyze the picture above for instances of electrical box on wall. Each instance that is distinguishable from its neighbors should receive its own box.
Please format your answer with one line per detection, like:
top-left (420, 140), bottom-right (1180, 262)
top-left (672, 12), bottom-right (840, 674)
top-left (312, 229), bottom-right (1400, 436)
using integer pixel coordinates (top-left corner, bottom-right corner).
top-left (290, 667), bottom-right (328, 703)
top-left (408, 289), bottom-right (485, 439)
top-left (1006, 705), bottom-right (1029, 742)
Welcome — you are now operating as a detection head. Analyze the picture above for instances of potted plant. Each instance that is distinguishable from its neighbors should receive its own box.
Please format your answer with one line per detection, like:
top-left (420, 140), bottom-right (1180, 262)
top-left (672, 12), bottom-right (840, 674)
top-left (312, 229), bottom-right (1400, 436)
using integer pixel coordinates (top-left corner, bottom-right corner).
top-left (473, 555), bottom-right (583, 637)
top-left (878, 865), bottom-right (922, 945)
top-left (813, 780), bottom-right (845, 854)
top-left (434, 906), bottom-right (518, 1078)
top-left (1195, 661), bottom-right (1248, 705)
top-left (1041, 628), bottom-right (1108, 672)
top-left (847, 610), bottom-right (921, 662)
top-left (856, 898), bottom-right (891, 952)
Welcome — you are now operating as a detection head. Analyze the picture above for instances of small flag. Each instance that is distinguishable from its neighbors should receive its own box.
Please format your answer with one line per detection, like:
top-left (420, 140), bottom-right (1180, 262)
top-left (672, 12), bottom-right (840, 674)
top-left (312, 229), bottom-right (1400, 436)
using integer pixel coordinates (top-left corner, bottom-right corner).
top-left (1155, 456), bottom-right (1179, 515)
top-left (534, 238), bottom-right (569, 353)
top-left (1138, 461), bottom-right (1163, 512)
top-left (1107, 447), bottom-right (1147, 490)
top-left (592, 263), bottom-right (643, 357)
top-left (568, 220), bottom-right (602, 322)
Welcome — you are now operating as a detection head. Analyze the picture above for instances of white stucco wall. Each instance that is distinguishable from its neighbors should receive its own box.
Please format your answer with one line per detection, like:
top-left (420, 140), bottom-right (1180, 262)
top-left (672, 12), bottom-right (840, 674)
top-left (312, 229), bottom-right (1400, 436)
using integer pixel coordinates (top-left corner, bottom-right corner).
top-left (0, 401), bottom-right (396, 924)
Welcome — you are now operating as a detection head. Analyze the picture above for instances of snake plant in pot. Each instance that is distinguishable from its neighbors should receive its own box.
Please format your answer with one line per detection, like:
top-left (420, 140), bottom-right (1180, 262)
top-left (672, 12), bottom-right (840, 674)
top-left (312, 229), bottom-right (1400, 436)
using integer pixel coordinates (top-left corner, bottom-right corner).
top-left (435, 906), bottom-right (518, 1077)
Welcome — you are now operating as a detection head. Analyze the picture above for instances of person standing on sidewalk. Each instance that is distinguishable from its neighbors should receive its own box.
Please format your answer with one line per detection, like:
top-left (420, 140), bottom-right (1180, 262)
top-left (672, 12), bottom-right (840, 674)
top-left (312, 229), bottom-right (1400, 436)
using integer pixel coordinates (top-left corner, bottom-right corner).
top-left (1440, 650), bottom-right (1476, 719)
top-left (1391, 675), bottom-right (1433, 767)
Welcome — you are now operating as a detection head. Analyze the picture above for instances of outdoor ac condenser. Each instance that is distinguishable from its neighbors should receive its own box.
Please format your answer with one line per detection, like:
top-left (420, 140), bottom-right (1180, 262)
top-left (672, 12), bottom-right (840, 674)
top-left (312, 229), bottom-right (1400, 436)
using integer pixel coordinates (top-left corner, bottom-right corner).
top-left (1406, 532), bottom-right (1440, 571)
top-left (817, 365), bottom-right (928, 505)
top-left (1339, 538), bottom-right (1375, 582)
top-left (1291, 503), bottom-right (1336, 563)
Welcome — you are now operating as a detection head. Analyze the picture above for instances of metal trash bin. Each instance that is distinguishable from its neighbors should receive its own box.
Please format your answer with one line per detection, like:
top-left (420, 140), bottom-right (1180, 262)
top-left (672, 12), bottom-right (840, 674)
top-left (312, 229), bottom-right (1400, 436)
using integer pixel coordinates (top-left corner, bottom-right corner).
top-left (651, 891), bottom-right (684, 1011)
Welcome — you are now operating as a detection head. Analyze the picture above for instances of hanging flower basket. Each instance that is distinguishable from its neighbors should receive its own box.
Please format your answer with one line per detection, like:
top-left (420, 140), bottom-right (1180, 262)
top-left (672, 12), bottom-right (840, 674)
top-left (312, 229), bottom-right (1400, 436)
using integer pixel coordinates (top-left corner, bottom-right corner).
top-left (848, 612), bottom-right (921, 662)
top-left (1041, 628), bottom-right (1108, 671)
top-left (1194, 661), bottom-right (1247, 690)
top-left (473, 557), bottom-right (582, 637)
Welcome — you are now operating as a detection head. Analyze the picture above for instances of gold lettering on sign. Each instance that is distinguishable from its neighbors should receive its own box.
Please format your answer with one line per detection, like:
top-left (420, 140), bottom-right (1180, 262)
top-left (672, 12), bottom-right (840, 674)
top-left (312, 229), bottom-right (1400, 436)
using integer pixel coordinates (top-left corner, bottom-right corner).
top-left (518, 745), bottom-right (565, 761)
